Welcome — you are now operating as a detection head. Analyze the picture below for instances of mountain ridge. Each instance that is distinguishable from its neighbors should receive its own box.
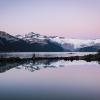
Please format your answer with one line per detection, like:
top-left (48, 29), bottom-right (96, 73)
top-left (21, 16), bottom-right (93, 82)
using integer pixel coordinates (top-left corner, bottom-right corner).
top-left (0, 31), bottom-right (63, 52)
top-left (16, 32), bottom-right (100, 52)
top-left (0, 31), bottom-right (100, 52)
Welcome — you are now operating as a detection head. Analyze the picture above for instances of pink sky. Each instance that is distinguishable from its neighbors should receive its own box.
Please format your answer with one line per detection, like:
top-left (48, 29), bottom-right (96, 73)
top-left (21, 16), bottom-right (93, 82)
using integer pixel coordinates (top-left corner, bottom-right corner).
top-left (0, 0), bottom-right (100, 39)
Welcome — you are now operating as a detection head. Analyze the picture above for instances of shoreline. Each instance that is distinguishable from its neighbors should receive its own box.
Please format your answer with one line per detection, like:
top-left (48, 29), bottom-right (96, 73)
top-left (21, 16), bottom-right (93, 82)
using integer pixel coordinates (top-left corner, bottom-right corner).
top-left (0, 53), bottom-right (99, 62)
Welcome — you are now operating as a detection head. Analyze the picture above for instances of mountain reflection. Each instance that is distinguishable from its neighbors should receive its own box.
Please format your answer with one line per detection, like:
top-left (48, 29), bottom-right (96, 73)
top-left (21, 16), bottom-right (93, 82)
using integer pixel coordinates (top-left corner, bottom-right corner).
top-left (16, 59), bottom-right (58, 72)
top-left (0, 60), bottom-right (58, 73)
top-left (0, 59), bottom-right (100, 73)
top-left (0, 60), bottom-right (26, 73)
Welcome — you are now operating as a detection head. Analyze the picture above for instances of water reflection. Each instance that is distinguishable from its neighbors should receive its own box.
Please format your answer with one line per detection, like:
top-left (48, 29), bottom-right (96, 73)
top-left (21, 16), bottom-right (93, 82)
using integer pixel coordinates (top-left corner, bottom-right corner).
top-left (0, 59), bottom-right (99, 73)
top-left (0, 60), bottom-right (59, 73)
top-left (0, 61), bottom-right (25, 73)
top-left (0, 60), bottom-right (100, 100)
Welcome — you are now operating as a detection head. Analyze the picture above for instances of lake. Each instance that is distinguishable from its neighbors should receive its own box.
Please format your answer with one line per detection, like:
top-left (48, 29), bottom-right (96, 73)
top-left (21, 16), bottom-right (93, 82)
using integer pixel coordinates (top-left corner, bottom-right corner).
top-left (0, 57), bottom-right (100, 100)
top-left (0, 52), bottom-right (97, 58)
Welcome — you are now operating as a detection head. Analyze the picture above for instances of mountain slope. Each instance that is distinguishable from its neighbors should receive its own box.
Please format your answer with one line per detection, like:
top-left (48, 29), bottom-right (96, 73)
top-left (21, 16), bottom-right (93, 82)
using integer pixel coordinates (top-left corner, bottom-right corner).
top-left (0, 31), bottom-right (64, 52)
top-left (0, 31), bottom-right (34, 51)
top-left (79, 45), bottom-right (100, 52)
top-left (0, 31), bottom-right (100, 52)
top-left (17, 32), bottom-right (100, 52)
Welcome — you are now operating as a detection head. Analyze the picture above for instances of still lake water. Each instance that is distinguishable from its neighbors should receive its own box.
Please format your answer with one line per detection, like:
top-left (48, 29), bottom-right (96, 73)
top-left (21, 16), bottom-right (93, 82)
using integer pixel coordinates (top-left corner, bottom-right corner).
top-left (0, 52), bottom-right (100, 100)
top-left (0, 52), bottom-right (97, 58)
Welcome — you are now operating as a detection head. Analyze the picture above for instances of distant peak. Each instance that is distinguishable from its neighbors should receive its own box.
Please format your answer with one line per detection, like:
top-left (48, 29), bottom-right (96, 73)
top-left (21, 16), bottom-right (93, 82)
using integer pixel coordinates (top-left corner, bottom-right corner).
top-left (28, 32), bottom-right (36, 34)
top-left (0, 31), bottom-right (12, 37)
top-left (0, 31), bottom-right (8, 35)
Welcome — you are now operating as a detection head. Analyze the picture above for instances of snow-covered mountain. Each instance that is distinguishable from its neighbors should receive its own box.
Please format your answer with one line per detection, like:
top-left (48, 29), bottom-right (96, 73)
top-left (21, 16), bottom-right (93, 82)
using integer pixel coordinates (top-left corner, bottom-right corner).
top-left (16, 32), bottom-right (100, 52)
top-left (0, 31), bottom-right (99, 52)
top-left (50, 37), bottom-right (100, 51)
top-left (0, 31), bottom-right (63, 52)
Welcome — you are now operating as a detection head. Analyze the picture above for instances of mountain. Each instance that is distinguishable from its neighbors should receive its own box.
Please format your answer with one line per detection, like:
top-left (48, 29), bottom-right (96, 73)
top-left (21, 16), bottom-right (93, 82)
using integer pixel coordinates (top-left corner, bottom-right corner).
top-left (79, 45), bottom-right (100, 52)
top-left (0, 31), bottom-right (100, 52)
top-left (16, 32), bottom-right (100, 52)
top-left (49, 37), bottom-right (100, 51)
top-left (16, 32), bottom-right (72, 51)
top-left (0, 31), bottom-right (63, 52)
top-left (0, 31), bottom-right (34, 52)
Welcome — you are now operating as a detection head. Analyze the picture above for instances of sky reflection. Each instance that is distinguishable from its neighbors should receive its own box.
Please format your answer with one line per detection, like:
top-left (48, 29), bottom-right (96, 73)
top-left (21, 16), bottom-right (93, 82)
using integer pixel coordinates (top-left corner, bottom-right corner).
top-left (0, 60), bottom-right (100, 100)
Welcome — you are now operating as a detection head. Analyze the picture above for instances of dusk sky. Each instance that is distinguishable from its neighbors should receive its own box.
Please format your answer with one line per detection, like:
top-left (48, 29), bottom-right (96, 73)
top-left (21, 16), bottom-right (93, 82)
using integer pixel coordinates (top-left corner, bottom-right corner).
top-left (0, 0), bottom-right (100, 39)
